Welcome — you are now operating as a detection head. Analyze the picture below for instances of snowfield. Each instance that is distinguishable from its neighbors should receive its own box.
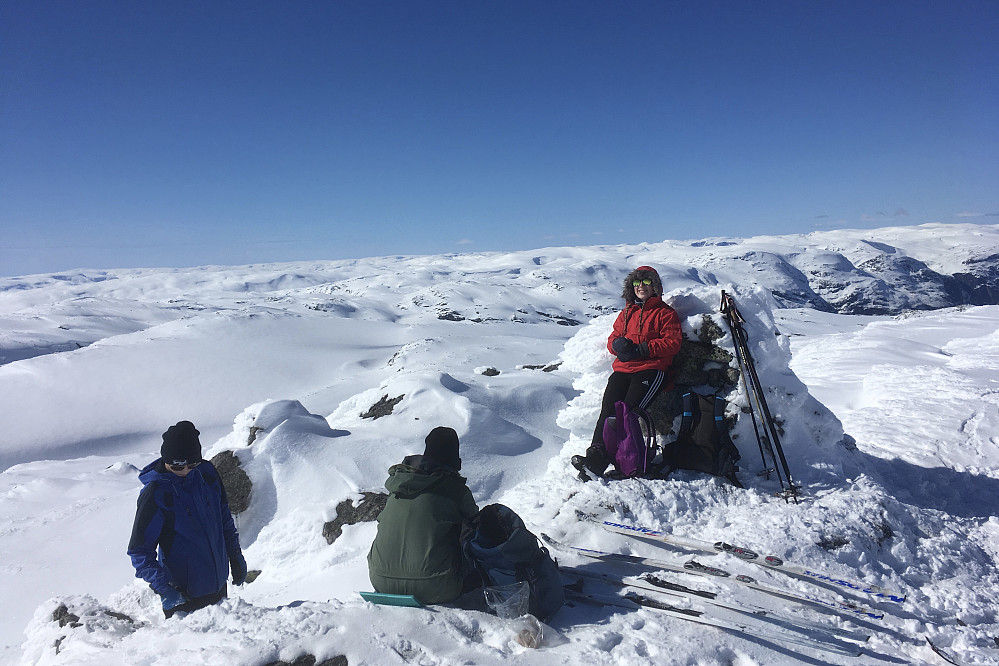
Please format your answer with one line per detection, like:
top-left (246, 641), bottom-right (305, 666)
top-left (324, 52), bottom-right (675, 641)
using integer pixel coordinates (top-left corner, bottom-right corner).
top-left (1, 223), bottom-right (997, 665)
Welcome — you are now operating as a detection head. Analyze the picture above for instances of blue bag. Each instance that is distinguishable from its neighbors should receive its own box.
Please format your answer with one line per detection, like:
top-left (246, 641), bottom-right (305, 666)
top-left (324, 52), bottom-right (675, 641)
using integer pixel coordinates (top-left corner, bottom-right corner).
top-left (462, 504), bottom-right (564, 622)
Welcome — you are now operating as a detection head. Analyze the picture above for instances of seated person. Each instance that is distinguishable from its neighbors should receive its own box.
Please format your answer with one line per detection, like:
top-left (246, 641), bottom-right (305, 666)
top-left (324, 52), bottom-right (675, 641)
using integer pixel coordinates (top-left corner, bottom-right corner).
top-left (573, 266), bottom-right (682, 478)
top-left (367, 426), bottom-right (479, 604)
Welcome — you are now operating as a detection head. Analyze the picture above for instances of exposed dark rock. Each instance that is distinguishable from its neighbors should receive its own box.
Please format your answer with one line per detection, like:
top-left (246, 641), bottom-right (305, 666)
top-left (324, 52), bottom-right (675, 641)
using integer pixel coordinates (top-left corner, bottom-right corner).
top-left (523, 362), bottom-right (562, 372)
top-left (360, 395), bottom-right (404, 420)
top-left (104, 610), bottom-right (135, 624)
top-left (537, 312), bottom-right (582, 326)
top-left (646, 317), bottom-right (739, 436)
top-left (875, 521), bottom-right (895, 546)
top-left (436, 309), bottom-right (465, 321)
top-left (816, 535), bottom-right (850, 551)
top-left (696, 315), bottom-right (726, 345)
top-left (52, 604), bottom-right (80, 628)
top-left (670, 339), bottom-right (737, 389)
top-left (480, 367), bottom-right (500, 376)
top-left (323, 492), bottom-right (388, 544)
top-left (248, 425), bottom-right (265, 446)
top-left (645, 388), bottom-right (685, 438)
top-left (211, 450), bottom-right (252, 514)
top-left (264, 655), bottom-right (348, 666)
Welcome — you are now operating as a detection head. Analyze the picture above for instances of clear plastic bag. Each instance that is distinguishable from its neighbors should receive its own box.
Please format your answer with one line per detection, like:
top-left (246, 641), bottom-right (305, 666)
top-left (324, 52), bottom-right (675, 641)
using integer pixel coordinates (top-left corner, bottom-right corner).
top-left (483, 582), bottom-right (529, 619)
top-left (512, 614), bottom-right (543, 648)
top-left (483, 582), bottom-right (543, 648)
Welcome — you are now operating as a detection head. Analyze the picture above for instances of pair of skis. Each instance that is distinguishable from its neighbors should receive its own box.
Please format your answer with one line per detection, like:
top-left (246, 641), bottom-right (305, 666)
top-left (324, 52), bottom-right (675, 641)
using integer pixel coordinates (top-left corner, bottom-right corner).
top-left (564, 584), bottom-right (865, 657)
top-left (600, 519), bottom-right (906, 606)
top-left (719, 290), bottom-right (799, 501)
top-left (541, 534), bottom-right (886, 621)
top-left (565, 567), bottom-right (871, 641)
top-left (552, 536), bottom-right (871, 658)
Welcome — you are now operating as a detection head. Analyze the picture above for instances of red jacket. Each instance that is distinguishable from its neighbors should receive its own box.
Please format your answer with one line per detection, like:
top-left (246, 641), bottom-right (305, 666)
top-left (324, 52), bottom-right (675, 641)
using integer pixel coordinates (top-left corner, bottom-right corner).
top-left (607, 296), bottom-right (682, 377)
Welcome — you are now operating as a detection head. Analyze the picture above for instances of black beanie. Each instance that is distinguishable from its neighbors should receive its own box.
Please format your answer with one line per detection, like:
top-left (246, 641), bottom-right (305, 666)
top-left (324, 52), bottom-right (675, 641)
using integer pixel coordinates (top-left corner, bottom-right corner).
top-left (423, 426), bottom-right (460, 471)
top-left (161, 421), bottom-right (202, 465)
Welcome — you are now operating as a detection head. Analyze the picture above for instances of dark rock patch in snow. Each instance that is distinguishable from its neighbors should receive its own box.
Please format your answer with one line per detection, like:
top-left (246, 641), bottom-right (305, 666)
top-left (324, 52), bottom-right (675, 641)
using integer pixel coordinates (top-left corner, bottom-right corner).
top-left (51, 605), bottom-right (81, 629)
top-left (323, 492), bottom-right (388, 545)
top-left (360, 395), bottom-right (404, 420)
top-left (263, 655), bottom-right (348, 666)
top-left (212, 450), bottom-right (252, 514)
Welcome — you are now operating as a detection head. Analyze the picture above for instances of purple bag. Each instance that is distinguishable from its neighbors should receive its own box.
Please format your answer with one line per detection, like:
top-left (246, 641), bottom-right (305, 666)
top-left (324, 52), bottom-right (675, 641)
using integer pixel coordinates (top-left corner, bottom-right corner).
top-left (603, 401), bottom-right (657, 477)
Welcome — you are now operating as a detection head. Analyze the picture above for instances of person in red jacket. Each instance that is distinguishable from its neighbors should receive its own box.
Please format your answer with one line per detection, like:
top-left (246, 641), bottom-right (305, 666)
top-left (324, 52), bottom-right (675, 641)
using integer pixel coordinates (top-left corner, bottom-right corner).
top-left (573, 266), bottom-right (682, 478)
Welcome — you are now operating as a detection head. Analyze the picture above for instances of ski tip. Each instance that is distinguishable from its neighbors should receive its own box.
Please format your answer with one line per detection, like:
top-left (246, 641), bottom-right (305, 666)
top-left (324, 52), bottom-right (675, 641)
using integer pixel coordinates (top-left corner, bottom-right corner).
top-left (925, 636), bottom-right (963, 666)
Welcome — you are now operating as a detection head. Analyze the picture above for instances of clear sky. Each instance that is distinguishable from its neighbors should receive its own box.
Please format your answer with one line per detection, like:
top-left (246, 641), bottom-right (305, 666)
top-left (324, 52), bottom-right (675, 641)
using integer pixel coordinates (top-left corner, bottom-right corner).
top-left (2, 1), bottom-right (997, 277)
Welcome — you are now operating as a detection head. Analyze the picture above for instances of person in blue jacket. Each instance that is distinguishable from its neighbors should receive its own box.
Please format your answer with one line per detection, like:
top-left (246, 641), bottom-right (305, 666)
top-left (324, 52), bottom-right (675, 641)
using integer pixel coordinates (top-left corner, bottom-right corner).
top-left (127, 421), bottom-right (248, 618)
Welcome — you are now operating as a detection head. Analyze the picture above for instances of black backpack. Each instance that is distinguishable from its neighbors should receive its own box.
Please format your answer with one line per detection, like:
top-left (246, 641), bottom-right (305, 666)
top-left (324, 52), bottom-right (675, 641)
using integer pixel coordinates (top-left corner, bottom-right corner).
top-left (662, 392), bottom-right (742, 486)
top-left (461, 504), bottom-right (564, 622)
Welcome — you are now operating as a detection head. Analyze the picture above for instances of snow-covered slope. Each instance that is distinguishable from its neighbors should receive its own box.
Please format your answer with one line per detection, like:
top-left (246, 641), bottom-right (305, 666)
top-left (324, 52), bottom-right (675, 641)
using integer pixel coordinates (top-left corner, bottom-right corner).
top-left (2, 223), bottom-right (998, 666)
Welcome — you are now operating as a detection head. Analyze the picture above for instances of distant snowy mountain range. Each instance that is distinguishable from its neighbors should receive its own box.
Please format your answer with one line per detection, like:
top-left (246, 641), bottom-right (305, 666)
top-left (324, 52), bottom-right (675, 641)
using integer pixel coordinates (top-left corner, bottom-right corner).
top-left (711, 224), bottom-right (998, 314)
top-left (6, 224), bottom-right (997, 316)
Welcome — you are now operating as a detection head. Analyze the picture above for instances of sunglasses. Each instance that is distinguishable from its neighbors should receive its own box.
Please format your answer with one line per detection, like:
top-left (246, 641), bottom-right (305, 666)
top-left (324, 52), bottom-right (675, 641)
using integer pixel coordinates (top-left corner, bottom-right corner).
top-left (167, 461), bottom-right (201, 472)
top-left (632, 279), bottom-right (653, 287)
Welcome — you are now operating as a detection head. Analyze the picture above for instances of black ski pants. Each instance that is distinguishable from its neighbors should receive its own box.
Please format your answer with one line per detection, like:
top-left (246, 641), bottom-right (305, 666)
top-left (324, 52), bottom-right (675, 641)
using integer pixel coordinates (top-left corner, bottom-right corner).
top-left (590, 369), bottom-right (667, 449)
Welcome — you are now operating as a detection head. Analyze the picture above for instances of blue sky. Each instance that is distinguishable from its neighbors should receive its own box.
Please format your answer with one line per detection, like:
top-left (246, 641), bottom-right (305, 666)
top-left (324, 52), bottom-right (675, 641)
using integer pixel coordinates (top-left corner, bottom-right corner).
top-left (2, 1), bottom-right (997, 276)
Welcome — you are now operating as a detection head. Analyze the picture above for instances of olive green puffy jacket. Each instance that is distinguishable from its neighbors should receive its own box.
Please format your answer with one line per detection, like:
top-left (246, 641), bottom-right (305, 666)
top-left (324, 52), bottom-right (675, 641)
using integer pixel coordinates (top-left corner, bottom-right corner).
top-left (367, 455), bottom-right (479, 604)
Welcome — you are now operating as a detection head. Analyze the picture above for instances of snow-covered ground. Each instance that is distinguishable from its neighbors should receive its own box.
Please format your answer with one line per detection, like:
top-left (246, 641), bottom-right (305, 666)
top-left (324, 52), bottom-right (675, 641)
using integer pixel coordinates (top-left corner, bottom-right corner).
top-left (2, 225), bottom-right (998, 665)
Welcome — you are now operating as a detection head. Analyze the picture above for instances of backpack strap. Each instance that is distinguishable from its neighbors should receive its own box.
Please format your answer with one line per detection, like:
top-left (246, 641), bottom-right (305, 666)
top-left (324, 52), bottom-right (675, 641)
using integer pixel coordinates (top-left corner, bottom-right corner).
top-left (634, 406), bottom-right (658, 454)
top-left (713, 395), bottom-right (725, 429)
top-left (679, 392), bottom-right (695, 435)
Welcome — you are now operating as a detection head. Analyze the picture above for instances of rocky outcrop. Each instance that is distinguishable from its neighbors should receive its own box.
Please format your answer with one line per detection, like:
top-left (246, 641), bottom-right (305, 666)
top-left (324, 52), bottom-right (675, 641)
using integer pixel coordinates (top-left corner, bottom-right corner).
top-left (360, 395), bottom-right (404, 420)
top-left (211, 450), bottom-right (252, 514)
top-left (263, 655), bottom-right (347, 666)
top-left (646, 315), bottom-right (740, 437)
top-left (322, 492), bottom-right (388, 545)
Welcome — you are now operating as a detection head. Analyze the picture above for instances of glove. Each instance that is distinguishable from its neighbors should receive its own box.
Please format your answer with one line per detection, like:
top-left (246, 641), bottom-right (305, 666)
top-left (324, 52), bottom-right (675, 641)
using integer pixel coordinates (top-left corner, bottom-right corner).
top-left (611, 337), bottom-right (635, 354)
top-left (230, 550), bottom-right (248, 586)
top-left (613, 337), bottom-right (649, 363)
top-left (618, 341), bottom-right (649, 363)
top-left (160, 586), bottom-right (187, 613)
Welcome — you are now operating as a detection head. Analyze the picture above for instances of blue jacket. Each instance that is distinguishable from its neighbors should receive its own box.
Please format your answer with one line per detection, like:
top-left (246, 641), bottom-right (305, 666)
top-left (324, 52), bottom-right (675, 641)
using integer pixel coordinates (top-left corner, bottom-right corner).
top-left (127, 459), bottom-right (242, 598)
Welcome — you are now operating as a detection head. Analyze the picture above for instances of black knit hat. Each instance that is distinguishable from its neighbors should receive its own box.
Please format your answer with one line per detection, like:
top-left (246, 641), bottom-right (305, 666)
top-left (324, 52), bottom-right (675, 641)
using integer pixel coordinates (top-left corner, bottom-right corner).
top-left (423, 426), bottom-right (460, 471)
top-left (161, 421), bottom-right (202, 465)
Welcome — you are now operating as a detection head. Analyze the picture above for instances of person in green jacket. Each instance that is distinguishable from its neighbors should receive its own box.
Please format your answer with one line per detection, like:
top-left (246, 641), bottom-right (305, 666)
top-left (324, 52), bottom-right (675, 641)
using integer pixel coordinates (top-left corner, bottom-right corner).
top-left (367, 426), bottom-right (480, 604)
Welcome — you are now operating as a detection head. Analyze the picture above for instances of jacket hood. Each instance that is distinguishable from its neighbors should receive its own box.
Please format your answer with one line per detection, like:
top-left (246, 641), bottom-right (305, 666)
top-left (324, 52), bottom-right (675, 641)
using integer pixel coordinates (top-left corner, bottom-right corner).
top-left (622, 266), bottom-right (664, 304)
top-left (385, 455), bottom-right (464, 498)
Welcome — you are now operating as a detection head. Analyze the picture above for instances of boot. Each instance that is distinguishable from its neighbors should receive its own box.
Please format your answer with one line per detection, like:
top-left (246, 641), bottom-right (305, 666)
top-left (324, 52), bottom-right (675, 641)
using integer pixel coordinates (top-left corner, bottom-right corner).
top-left (571, 446), bottom-right (612, 481)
